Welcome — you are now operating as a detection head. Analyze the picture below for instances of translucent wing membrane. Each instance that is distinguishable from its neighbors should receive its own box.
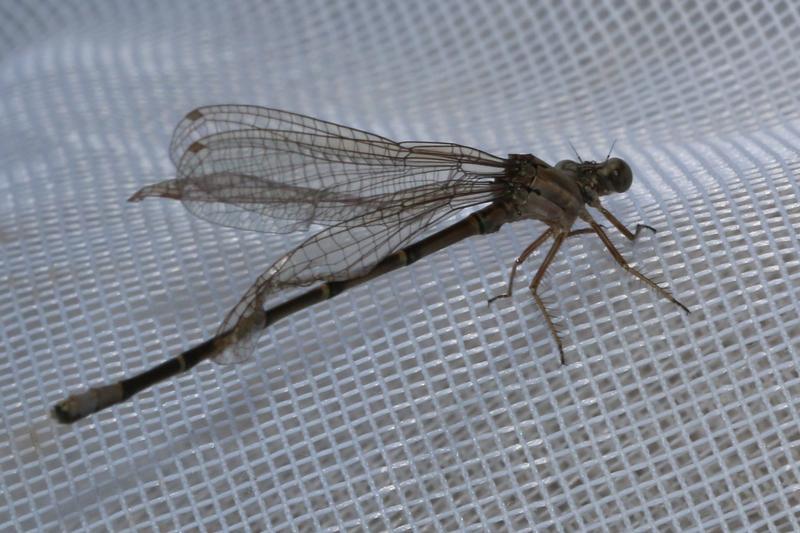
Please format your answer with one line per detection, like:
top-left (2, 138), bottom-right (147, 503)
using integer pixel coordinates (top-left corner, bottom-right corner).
top-left (132, 105), bottom-right (507, 233)
top-left (214, 187), bottom-right (487, 363)
top-left (131, 105), bottom-right (511, 362)
top-left (167, 105), bottom-right (505, 166)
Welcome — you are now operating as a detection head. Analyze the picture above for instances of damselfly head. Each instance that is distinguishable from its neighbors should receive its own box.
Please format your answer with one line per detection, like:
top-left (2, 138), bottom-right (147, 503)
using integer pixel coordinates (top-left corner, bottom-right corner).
top-left (595, 157), bottom-right (633, 194)
top-left (556, 157), bottom-right (633, 197)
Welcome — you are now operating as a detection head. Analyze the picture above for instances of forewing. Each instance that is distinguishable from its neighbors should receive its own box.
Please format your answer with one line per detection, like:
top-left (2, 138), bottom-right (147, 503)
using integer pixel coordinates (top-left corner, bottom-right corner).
top-left (131, 105), bottom-right (507, 233)
top-left (169, 105), bottom-right (399, 165)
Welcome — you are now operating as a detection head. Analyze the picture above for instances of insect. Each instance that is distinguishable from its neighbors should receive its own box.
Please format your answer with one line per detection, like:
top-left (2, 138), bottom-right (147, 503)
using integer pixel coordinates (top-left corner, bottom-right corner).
top-left (52, 105), bottom-right (689, 423)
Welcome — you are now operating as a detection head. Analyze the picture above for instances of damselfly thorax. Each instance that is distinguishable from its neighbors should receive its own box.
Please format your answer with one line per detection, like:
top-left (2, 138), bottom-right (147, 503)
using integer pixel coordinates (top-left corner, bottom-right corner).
top-left (52, 105), bottom-right (689, 423)
top-left (500, 153), bottom-right (630, 233)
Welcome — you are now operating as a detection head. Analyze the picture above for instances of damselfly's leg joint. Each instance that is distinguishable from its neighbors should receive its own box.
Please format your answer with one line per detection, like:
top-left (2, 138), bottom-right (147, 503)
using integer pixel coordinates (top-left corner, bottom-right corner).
top-left (528, 231), bottom-right (568, 365)
top-left (487, 289), bottom-right (512, 305)
top-left (589, 221), bottom-right (690, 314)
top-left (487, 229), bottom-right (553, 306)
top-left (596, 204), bottom-right (656, 241)
top-left (632, 223), bottom-right (657, 240)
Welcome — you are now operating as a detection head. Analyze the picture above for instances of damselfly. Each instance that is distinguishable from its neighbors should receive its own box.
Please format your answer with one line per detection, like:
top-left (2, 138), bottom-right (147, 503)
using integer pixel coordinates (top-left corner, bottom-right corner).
top-left (52, 105), bottom-right (689, 423)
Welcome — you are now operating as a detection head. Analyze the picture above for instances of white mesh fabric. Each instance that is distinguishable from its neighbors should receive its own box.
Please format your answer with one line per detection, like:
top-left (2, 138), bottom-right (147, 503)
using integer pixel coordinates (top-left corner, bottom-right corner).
top-left (2, 0), bottom-right (800, 530)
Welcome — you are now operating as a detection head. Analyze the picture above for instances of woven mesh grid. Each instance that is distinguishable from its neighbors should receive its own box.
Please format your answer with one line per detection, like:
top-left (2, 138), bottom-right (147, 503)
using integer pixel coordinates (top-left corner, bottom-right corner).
top-left (2, 0), bottom-right (800, 530)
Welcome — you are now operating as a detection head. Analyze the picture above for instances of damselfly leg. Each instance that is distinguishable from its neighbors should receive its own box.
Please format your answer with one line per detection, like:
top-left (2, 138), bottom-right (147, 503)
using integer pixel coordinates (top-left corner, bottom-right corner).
top-left (596, 205), bottom-right (656, 241)
top-left (489, 209), bottom-right (688, 364)
top-left (588, 220), bottom-right (690, 314)
top-left (487, 227), bottom-right (596, 305)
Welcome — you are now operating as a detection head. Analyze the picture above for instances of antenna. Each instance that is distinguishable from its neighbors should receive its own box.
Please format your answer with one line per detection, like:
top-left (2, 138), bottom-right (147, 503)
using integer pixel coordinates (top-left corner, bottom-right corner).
top-left (567, 139), bottom-right (583, 163)
top-left (605, 139), bottom-right (617, 161)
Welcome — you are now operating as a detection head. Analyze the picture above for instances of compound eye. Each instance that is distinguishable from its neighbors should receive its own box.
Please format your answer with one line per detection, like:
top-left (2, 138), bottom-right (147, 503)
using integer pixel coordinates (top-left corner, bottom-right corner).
top-left (605, 158), bottom-right (632, 193)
